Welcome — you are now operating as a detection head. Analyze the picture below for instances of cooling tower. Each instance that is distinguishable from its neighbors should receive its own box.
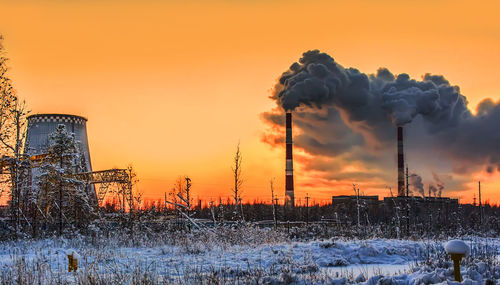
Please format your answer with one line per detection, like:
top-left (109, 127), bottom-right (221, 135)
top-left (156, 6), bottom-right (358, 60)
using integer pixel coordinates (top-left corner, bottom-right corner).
top-left (285, 112), bottom-right (295, 207)
top-left (397, 126), bottom-right (405, 197)
top-left (24, 114), bottom-right (96, 200)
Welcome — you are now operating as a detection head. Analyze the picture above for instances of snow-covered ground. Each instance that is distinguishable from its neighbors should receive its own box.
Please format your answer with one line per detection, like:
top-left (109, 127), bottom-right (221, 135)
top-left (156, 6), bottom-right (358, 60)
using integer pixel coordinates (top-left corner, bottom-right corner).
top-left (0, 232), bottom-right (498, 284)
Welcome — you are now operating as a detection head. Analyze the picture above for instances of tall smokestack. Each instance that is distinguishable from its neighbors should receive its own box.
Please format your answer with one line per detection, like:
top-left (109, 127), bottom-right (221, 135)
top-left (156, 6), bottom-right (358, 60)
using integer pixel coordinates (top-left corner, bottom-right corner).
top-left (285, 112), bottom-right (295, 207)
top-left (397, 126), bottom-right (405, 197)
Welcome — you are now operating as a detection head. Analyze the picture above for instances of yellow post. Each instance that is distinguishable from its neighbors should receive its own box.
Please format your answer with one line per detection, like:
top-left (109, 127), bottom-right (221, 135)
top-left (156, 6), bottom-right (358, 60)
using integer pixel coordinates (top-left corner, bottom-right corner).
top-left (450, 253), bottom-right (464, 282)
top-left (72, 257), bottom-right (78, 271)
top-left (67, 254), bottom-right (73, 272)
top-left (445, 240), bottom-right (469, 282)
top-left (67, 253), bottom-right (78, 272)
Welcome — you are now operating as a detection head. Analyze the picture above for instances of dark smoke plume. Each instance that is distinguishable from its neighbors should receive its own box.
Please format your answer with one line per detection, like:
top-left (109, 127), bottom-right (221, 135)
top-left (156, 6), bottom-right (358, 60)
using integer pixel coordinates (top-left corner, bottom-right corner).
top-left (432, 172), bottom-right (444, 197)
top-left (410, 173), bottom-right (425, 197)
top-left (273, 50), bottom-right (468, 127)
top-left (263, 49), bottom-right (500, 194)
top-left (429, 185), bottom-right (438, 197)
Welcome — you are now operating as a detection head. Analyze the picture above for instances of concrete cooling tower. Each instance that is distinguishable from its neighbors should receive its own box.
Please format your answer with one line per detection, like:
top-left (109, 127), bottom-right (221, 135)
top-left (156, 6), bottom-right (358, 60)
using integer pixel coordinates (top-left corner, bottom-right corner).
top-left (24, 114), bottom-right (92, 171)
top-left (24, 114), bottom-right (95, 200)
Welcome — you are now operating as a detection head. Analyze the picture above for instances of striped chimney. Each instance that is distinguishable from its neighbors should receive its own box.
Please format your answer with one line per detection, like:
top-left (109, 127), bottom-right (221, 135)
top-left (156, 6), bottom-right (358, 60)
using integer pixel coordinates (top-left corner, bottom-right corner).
top-left (397, 126), bottom-right (405, 197)
top-left (285, 112), bottom-right (295, 207)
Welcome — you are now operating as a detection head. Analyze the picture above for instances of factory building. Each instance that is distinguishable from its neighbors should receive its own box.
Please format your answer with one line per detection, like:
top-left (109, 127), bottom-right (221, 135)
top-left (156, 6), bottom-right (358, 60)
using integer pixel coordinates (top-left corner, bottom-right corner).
top-left (383, 196), bottom-right (459, 224)
top-left (332, 195), bottom-right (379, 206)
top-left (330, 193), bottom-right (459, 227)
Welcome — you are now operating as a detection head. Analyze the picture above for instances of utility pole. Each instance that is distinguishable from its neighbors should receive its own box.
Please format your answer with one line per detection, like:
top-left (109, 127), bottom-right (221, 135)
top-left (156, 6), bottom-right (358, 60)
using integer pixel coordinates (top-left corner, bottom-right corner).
top-left (405, 165), bottom-right (410, 236)
top-left (185, 177), bottom-right (191, 217)
top-left (274, 197), bottom-right (279, 226)
top-left (270, 179), bottom-right (277, 229)
top-left (219, 197), bottom-right (224, 226)
top-left (305, 194), bottom-right (309, 221)
top-left (406, 165), bottom-right (409, 197)
top-left (478, 181), bottom-right (483, 225)
top-left (386, 186), bottom-right (393, 198)
top-left (353, 184), bottom-right (360, 229)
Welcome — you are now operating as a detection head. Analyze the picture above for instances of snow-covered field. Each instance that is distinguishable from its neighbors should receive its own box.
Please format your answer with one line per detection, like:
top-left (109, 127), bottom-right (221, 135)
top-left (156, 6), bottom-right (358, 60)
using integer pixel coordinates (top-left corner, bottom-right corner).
top-left (0, 228), bottom-right (498, 284)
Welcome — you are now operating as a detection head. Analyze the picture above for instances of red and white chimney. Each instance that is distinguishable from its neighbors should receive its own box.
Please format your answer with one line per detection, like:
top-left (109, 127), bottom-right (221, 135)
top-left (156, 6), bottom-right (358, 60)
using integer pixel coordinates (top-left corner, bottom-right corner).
top-left (397, 126), bottom-right (405, 197)
top-left (285, 112), bottom-right (295, 207)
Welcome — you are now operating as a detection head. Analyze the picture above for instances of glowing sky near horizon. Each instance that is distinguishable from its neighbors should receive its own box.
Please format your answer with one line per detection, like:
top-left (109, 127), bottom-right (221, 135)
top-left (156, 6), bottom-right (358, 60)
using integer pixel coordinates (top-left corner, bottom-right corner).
top-left (1, 0), bottom-right (499, 204)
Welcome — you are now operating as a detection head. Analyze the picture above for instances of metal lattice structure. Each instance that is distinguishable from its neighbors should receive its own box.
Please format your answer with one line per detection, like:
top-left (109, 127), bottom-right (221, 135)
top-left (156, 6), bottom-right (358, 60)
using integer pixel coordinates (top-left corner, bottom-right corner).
top-left (1, 155), bottom-right (135, 211)
top-left (70, 168), bottom-right (134, 210)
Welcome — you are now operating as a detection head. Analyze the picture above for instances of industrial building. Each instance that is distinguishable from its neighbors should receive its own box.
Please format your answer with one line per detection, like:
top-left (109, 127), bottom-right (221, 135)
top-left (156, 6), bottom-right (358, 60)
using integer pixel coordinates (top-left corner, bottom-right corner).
top-left (327, 123), bottom-right (459, 225)
top-left (286, 113), bottom-right (463, 227)
top-left (332, 195), bottom-right (379, 206)
top-left (330, 194), bottom-right (459, 227)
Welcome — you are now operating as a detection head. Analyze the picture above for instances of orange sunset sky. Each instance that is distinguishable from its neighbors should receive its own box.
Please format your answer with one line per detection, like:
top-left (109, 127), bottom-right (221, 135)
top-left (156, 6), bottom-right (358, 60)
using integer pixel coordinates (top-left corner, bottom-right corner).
top-left (1, 0), bottom-right (499, 204)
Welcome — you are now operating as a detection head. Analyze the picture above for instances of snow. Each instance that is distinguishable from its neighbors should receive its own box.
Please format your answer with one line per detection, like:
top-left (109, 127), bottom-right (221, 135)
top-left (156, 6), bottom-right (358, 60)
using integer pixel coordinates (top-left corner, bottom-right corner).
top-left (65, 248), bottom-right (81, 259)
top-left (445, 240), bottom-right (471, 256)
top-left (0, 236), bottom-right (498, 283)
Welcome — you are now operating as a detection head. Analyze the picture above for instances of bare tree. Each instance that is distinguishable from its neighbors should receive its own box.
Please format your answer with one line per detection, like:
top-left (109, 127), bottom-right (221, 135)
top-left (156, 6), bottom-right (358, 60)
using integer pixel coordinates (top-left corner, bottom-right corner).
top-left (209, 200), bottom-right (216, 226)
top-left (166, 176), bottom-right (198, 230)
top-left (134, 190), bottom-right (143, 212)
top-left (168, 176), bottom-right (184, 211)
top-left (231, 142), bottom-right (243, 220)
top-left (0, 37), bottom-right (30, 238)
top-left (182, 177), bottom-right (192, 217)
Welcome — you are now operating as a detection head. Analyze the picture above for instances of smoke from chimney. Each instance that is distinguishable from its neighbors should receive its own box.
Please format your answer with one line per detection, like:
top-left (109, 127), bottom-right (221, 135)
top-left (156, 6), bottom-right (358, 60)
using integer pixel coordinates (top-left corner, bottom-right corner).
top-left (410, 173), bottom-right (425, 197)
top-left (432, 172), bottom-right (444, 197)
top-left (285, 112), bottom-right (295, 207)
top-left (263, 49), bottom-right (500, 196)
